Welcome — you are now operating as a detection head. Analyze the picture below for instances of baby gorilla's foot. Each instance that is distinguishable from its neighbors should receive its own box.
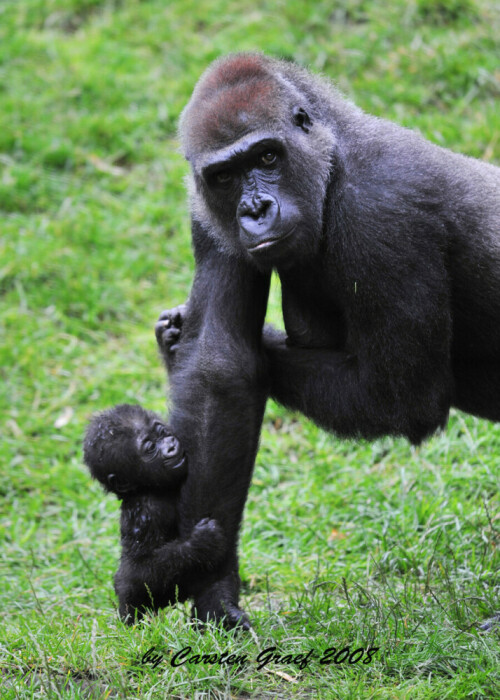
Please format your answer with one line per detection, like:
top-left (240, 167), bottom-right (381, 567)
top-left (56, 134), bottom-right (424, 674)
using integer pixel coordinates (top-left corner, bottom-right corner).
top-left (191, 592), bottom-right (251, 631)
top-left (155, 304), bottom-right (187, 357)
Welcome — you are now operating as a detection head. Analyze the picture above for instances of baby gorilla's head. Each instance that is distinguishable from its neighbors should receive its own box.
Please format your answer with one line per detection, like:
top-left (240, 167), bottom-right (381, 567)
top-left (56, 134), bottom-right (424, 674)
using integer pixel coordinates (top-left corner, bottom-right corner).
top-left (83, 404), bottom-right (187, 497)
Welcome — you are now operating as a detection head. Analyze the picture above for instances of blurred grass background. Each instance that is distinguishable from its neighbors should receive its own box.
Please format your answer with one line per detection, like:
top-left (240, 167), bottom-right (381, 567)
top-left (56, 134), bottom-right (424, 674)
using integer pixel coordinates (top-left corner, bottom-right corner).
top-left (0, 0), bottom-right (499, 697)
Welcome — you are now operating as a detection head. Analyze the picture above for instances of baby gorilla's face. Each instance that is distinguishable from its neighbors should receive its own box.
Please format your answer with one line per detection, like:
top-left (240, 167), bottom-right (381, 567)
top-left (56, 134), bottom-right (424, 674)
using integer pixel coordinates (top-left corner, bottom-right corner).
top-left (137, 419), bottom-right (187, 475)
top-left (105, 421), bottom-right (187, 496)
top-left (84, 404), bottom-right (188, 497)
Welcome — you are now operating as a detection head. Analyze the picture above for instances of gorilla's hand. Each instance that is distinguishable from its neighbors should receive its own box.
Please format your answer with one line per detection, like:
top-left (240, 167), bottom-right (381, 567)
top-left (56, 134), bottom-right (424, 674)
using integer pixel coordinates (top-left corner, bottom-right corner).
top-left (189, 517), bottom-right (226, 559)
top-left (155, 304), bottom-right (187, 365)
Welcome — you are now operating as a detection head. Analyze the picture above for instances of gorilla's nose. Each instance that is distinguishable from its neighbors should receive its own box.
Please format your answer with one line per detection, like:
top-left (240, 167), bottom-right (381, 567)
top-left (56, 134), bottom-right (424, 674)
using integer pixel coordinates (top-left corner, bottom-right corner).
top-left (237, 195), bottom-right (280, 237)
top-left (161, 435), bottom-right (181, 460)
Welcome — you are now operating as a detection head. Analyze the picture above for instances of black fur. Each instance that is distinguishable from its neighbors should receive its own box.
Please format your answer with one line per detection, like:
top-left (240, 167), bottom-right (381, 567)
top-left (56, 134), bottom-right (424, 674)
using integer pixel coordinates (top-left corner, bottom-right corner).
top-left (160, 53), bottom-right (499, 627)
top-left (83, 404), bottom-right (226, 623)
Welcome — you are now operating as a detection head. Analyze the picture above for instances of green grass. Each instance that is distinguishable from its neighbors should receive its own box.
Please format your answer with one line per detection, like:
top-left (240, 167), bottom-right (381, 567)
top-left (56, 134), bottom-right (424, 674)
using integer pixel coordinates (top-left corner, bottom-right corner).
top-left (1, 0), bottom-right (499, 697)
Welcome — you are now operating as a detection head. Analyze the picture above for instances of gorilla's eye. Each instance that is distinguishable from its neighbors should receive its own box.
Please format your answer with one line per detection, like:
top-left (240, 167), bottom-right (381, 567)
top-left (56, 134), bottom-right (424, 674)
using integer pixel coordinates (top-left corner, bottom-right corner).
top-left (215, 171), bottom-right (232, 185)
top-left (142, 440), bottom-right (156, 455)
top-left (154, 423), bottom-right (166, 437)
top-left (261, 151), bottom-right (277, 166)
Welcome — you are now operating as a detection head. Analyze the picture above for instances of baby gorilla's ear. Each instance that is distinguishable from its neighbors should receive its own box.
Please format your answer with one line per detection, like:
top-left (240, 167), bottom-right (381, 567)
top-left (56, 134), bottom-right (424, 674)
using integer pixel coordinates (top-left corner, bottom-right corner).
top-left (107, 473), bottom-right (137, 496)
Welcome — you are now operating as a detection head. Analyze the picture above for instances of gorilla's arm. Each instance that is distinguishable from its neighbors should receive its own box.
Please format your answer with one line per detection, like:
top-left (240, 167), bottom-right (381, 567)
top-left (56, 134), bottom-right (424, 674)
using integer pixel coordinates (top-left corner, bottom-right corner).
top-left (264, 210), bottom-right (455, 445)
top-left (264, 333), bottom-right (450, 445)
top-left (120, 517), bottom-right (226, 579)
top-left (155, 305), bottom-right (186, 374)
top-left (452, 362), bottom-right (500, 423)
top-left (115, 515), bottom-right (227, 622)
top-left (164, 219), bottom-right (271, 626)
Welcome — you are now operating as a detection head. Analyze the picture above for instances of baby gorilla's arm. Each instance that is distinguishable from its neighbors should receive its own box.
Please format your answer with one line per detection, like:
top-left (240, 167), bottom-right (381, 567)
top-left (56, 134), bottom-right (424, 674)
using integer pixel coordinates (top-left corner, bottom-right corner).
top-left (115, 516), bottom-right (227, 623)
top-left (149, 517), bottom-right (226, 574)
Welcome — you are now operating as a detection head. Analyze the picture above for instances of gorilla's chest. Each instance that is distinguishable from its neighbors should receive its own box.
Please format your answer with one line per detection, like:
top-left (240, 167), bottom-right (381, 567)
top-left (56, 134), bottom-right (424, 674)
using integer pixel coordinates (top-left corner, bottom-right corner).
top-left (279, 267), bottom-right (346, 350)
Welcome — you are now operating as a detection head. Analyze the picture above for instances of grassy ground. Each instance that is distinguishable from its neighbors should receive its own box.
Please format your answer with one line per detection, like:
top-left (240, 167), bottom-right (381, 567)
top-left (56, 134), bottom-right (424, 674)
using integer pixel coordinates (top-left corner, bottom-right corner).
top-left (1, 0), bottom-right (499, 697)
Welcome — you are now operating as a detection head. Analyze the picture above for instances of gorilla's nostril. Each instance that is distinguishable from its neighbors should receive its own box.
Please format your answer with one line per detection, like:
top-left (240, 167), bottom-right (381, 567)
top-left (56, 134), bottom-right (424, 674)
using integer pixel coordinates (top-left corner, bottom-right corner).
top-left (164, 436), bottom-right (180, 457)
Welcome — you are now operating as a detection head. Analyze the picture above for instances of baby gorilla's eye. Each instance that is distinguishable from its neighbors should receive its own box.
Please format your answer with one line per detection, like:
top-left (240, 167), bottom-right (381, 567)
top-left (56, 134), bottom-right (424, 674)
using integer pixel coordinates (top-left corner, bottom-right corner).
top-left (142, 440), bottom-right (156, 455)
top-left (154, 423), bottom-right (167, 437)
top-left (261, 151), bottom-right (277, 166)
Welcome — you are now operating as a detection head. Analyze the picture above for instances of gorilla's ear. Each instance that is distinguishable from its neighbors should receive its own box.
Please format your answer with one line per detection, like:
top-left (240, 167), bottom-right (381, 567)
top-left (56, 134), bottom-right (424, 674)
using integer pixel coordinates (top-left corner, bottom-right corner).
top-left (292, 106), bottom-right (312, 133)
top-left (107, 473), bottom-right (136, 496)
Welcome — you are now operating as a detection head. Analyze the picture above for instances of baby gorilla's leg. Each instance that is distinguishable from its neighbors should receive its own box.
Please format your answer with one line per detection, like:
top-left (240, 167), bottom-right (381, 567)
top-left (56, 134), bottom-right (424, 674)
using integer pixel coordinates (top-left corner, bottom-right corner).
top-left (115, 517), bottom-right (226, 624)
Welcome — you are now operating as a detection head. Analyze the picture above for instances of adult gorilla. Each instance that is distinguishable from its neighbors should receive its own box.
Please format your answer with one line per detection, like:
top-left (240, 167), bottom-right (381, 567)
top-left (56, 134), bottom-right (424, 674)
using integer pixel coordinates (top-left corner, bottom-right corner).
top-left (163, 53), bottom-right (500, 628)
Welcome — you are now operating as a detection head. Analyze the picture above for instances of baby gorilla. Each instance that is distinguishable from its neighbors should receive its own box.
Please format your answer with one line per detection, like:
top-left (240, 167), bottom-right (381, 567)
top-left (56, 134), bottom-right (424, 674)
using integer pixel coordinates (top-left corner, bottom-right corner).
top-left (83, 403), bottom-right (225, 623)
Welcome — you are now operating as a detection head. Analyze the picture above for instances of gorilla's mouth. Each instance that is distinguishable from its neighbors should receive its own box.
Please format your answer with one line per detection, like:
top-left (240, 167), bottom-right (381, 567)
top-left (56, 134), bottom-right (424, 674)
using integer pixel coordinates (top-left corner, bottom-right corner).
top-left (249, 238), bottom-right (279, 251)
top-left (247, 228), bottom-right (294, 254)
top-left (167, 454), bottom-right (187, 471)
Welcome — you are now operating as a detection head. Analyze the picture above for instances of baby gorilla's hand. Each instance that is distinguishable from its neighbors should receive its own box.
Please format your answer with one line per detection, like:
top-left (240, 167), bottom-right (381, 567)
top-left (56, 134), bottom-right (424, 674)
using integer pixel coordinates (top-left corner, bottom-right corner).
top-left (188, 517), bottom-right (226, 567)
top-left (192, 517), bottom-right (225, 546)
